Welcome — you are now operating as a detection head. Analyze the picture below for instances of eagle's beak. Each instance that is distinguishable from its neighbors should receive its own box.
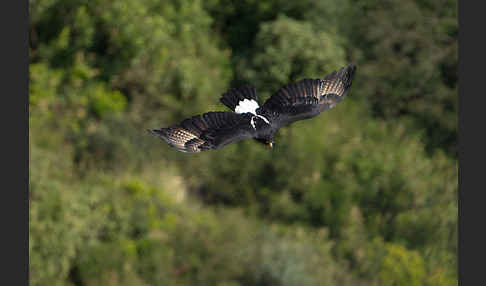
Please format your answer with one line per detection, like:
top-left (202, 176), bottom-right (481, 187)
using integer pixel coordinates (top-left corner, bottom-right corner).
top-left (266, 142), bottom-right (273, 148)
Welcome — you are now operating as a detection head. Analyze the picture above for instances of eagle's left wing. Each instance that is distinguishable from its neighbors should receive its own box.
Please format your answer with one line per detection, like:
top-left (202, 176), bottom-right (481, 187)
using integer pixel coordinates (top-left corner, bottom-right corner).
top-left (149, 112), bottom-right (256, 152)
top-left (258, 64), bottom-right (356, 128)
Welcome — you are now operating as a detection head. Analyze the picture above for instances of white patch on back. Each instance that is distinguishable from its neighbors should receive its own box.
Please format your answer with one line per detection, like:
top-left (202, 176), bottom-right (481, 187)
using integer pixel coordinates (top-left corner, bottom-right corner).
top-left (235, 99), bottom-right (259, 115)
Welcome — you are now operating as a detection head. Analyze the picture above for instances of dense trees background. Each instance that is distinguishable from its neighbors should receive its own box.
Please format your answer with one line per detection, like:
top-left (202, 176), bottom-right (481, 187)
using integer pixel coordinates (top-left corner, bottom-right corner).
top-left (29, 0), bottom-right (457, 285)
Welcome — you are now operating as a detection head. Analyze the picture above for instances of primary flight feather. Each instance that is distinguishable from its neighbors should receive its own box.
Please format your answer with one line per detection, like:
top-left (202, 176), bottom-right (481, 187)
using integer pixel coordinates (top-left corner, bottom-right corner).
top-left (149, 64), bottom-right (356, 152)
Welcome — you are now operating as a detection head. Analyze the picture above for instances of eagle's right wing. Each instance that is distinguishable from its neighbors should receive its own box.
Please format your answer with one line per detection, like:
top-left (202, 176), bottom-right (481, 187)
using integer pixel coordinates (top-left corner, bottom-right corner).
top-left (259, 64), bottom-right (356, 128)
top-left (149, 112), bottom-right (256, 153)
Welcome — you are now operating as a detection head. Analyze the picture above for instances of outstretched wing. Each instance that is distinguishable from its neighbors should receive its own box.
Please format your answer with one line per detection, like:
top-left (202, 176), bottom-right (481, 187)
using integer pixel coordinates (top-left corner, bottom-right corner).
top-left (220, 85), bottom-right (259, 114)
top-left (259, 64), bottom-right (356, 128)
top-left (149, 112), bottom-right (256, 153)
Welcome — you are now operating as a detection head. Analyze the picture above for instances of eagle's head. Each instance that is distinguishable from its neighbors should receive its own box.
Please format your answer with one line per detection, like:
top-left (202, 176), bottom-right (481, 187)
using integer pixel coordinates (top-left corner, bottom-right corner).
top-left (254, 137), bottom-right (273, 149)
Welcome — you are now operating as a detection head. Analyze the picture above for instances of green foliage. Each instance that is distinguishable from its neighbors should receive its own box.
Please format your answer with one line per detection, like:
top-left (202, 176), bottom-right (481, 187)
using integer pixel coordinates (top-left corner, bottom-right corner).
top-left (29, 0), bottom-right (457, 285)
top-left (30, 0), bottom-right (232, 124)
top-left (29, 143), bottom-right (106, 285)
top-left (30, 141), bottom-right (357, 285)
top-left (29, 62), bottom-right (63, 110)
top-left (379, 243), bottom-right (426, 286)
top-left (86, 84), bottom-right (127, 118)
top-left (346, 0), bottom-right (458, 155)
top-left (242, 15), bottom-right (346, 95)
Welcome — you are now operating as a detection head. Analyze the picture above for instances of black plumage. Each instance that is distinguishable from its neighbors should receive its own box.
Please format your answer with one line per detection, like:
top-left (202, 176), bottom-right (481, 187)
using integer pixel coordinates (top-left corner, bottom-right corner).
top-left (148, 112), bottom-right (258, 153)
top-left (149, 64), bottom-right (356, 152)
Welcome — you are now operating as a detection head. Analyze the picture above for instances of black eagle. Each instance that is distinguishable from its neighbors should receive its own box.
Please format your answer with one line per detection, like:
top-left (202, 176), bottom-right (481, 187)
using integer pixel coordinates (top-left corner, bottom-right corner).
top-left (149, 64), bottom-right (356, 152)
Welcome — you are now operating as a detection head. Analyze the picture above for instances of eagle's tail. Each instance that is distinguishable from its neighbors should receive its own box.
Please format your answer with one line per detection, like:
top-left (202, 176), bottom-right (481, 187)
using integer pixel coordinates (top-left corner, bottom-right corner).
top-left (220, 85), bottom-right (259, 112)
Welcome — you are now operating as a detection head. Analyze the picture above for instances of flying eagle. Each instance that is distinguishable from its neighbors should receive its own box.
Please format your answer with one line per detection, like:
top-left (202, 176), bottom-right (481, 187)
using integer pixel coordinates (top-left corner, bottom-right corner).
top-left (149, 64), bottom-right (356, 152)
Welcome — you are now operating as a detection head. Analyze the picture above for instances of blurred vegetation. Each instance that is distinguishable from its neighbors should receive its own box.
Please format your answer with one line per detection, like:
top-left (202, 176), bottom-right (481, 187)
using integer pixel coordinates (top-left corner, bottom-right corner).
top-left (29, 0), bottom-right (457, 285)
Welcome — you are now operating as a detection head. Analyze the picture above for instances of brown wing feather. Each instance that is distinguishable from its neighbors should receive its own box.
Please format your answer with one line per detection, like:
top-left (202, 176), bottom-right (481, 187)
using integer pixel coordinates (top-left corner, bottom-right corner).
top-left (149, 128), bottom-right (206, 153)
top-left (149, 112), bottom-right (256, 153)
top-left (318, 64), bottom-right (356, 110)
top-left (259, 64), bottom-right (356, 128)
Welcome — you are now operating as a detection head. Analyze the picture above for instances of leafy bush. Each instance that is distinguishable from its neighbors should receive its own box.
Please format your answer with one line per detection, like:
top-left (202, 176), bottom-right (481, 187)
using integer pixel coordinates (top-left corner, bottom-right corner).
top-left (379, 243), bottom-right (426, 286)
top-left (241, 15), bottom-right (346, 95)
top-left (345, 0), bottom-right (458, 155)
top-left (30, 142), bottom-right (359, 285)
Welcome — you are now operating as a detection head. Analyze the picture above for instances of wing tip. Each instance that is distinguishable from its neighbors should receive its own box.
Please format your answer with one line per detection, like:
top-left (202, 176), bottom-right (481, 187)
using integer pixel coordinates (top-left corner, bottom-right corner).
top-left (347, 63), bottom-right (357, 70)
top-left (148, 127), bottom-right (207, 153)
top-left (147, 128), bottom-right (163, 137)
top-left (345, 63), bottom-right (357, 77)
top-left (326, 63), bottom-right (357, 90)
top-left (148, 128), bottom-right (172, 144)
top-left (343, 63), bottom-right (357, 86)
